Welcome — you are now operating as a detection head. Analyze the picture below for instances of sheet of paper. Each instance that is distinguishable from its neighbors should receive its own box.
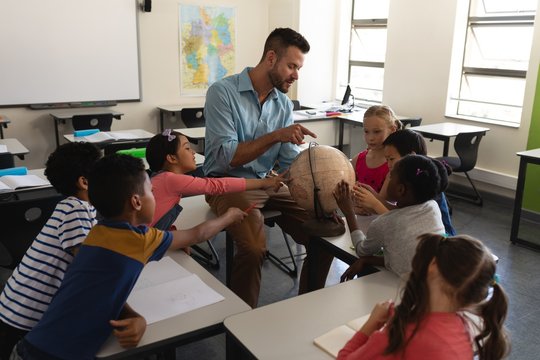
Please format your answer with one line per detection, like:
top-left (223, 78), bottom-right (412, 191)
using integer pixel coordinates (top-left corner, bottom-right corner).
top-left (110, 131), bottom-right (139, 140)
top-left (346, 313), bottom-right (371, 331)
top-left (131, 256), bottom-right (191, 292)
top-left (82, 132), bottom-right (114, 143)
top-left (0, 144), bottom-right (7, 153)
top-left (313, 324), bottom-right (356, 358)
top-left (128, 273), bottom-right (225, 324)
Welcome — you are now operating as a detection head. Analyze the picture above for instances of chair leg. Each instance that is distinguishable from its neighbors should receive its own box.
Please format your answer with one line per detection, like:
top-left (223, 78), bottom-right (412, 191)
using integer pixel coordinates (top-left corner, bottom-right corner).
top-left (446, 171), bottom-right (483, 206)
top-left (191, 239), bottom-right (220, 269)
top-left (265, 230), bottom-right (298, 277)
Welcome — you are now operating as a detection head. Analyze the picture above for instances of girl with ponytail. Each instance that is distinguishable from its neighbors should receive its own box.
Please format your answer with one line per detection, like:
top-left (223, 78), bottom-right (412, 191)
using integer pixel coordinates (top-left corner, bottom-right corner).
top-left (338, 233), bottom-right (509, 359)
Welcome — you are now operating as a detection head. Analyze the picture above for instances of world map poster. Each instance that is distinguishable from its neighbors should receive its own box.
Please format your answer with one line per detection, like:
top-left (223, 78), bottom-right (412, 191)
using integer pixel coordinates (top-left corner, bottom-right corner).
top-left (179, 5), bottom-right (236, 94)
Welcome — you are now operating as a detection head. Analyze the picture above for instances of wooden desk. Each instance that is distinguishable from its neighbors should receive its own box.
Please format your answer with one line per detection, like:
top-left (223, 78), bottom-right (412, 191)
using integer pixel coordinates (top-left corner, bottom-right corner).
top-left (0, 114), bottom-right (11, 139)
top-left (510, 148), bottom-right (540, 250)
top-left (49, 108), bottom-right (124, 147)
top-left (0, 138), bottom-right (30, 160)
top-left (158, 105), bottom-right (203, 132)
top-left (412, 122), bottom-right (490, 156)
top-left (63, 129), bottom-right (153, 148)
top-left (224, 270), bottom-right (401, 360)
top-left (96, 250), bottom-right (250, 359)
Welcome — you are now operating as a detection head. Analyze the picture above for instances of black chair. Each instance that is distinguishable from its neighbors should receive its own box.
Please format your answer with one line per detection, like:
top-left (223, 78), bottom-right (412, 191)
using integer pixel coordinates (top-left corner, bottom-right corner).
top-left (291, 100), bottom-right (301, 110)
top-left (400, 117), bottom-right (422, 128)
top-left (180, 108), bottom-right (205, 128)
top-left (0, 152), bottom-right (15, 169)
top-left (437, 131), bottom-right (485, 206)
top-left (0, 192), bottom-right (65, 269)
top-left (71, 114), bottom-right (113, 132)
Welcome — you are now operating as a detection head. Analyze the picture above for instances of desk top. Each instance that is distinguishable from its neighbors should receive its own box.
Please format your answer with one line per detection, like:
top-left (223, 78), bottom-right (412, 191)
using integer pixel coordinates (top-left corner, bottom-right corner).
top-left (97, 250), bottom-right (250, 359)
top-left (224, 270), bottom-right (401, 360)
top-left (517, 148), bottom-right (540, 160)
top-left (0, 138), bottom-right (29, 156)
top-left (158, 105), bottom-right (204, 113)
top-left (413, 122), bottom-right (490, 137)
top-left (49, 108), bottom-right (124, 120)
top-left (174, 127), bottom-right (206, 140)
top-left (63, 129), bottom-right (154, 144)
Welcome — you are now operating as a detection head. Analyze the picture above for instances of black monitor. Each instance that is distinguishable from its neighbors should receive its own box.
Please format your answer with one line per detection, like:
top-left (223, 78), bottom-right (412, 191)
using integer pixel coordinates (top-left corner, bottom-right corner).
top-left (341, 85), bottom-right (352, 105)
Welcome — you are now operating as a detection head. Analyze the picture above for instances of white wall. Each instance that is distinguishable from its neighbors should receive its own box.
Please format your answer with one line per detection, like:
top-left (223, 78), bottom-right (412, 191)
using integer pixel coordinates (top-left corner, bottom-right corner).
top-left (2, 0), bottom-right (270, 169)
top-left (3, 0), bottom-right (538, 189)
top-left (295, 0), bottom-right (540, 189)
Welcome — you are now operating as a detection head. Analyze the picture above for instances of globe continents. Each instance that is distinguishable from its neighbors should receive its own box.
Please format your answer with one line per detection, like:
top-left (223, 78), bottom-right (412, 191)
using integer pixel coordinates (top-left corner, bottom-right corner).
top-left (289, 144), bottom-right (355, 217)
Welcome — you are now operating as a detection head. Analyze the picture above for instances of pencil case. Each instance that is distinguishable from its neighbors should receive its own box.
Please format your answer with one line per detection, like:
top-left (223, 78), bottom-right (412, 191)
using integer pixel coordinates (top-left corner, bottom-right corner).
top-left (0, 166), bottom-right (28, 177)
top-left (117, 148), bottom-right (146, 159)
top-left (74, 129), bottom-right (100, 137)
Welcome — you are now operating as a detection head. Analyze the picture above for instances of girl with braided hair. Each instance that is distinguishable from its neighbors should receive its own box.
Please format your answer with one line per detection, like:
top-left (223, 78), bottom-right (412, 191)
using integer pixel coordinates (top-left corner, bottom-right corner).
top-left (338, 233), bottom-right (509, 359)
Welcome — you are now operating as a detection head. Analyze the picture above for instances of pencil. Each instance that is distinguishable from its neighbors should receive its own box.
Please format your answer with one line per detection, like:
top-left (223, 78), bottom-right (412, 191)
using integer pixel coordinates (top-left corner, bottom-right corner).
top-left (244, 203), bottom-right (257, 213)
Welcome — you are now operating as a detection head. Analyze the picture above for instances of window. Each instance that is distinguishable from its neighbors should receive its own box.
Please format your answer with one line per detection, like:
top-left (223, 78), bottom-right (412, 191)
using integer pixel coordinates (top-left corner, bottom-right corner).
top-left (447, 0), bottom-right (536, 126)
top-left (337, 0), bottom-right (390, 106)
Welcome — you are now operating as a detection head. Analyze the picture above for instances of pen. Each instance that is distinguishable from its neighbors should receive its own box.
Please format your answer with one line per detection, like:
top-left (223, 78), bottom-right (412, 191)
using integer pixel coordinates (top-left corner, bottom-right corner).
top-left (326, 111), bottom-right (342, 117)
top-left (244, 203), bottom-right (257, 213)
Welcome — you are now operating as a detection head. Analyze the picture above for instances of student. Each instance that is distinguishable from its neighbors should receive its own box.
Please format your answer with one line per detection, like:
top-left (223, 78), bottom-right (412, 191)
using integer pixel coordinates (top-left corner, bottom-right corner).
top-left (337, 233), bottom-right (509, 360)
top-left (145, 130), bottom-right (286, 228)
top-left (11, 154), bottom-right (247, 360)
top-left (0, 142), bottom-right (101, 360)
top-left (335, 154), bottom-right (447, 280)
top-left (351, 105), bottom-right (402, 200)
top-left (354, 129), bottom-right (456, 235)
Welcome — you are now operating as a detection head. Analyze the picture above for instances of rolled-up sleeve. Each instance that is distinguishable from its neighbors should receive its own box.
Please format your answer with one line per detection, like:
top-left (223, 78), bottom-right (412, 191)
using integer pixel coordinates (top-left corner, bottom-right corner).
top-left (353, 226), bottom-right (383, 256)
top-left (204, 82), bottom-right (239, 175)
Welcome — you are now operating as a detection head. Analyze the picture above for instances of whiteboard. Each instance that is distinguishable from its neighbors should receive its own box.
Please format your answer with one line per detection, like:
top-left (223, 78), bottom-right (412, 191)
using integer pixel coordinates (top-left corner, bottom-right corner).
top-left (0, 0), bottom-right (141, 106)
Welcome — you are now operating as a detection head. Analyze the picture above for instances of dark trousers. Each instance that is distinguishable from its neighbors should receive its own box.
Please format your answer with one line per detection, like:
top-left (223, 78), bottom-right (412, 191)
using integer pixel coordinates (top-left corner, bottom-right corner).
top-left (0, 320), bottom-right (27, 360)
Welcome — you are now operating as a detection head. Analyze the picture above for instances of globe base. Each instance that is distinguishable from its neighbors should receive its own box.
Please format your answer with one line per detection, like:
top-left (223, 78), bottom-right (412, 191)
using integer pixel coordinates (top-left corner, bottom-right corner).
top-left (302, 218), bottom-right (346, 237)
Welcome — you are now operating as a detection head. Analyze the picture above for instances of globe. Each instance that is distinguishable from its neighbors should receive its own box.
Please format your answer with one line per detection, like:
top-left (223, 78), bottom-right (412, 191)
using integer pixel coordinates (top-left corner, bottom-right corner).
top-left (288, 143), bottom-right (356, 236)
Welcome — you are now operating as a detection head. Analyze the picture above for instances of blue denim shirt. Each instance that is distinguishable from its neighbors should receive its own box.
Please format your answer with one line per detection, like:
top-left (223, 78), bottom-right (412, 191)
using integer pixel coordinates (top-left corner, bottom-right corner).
top-left (203, 67), bottom-right (299, 179)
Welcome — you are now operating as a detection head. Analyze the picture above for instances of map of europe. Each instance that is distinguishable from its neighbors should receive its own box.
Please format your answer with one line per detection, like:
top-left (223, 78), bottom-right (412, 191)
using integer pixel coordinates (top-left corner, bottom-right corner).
top-left (179, 5), bottom-right (235, 93)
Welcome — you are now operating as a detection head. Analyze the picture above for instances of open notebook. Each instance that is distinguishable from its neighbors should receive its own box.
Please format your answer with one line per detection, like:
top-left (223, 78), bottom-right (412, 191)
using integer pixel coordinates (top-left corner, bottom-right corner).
top-left (313, 313), bottom-right (371, 358)
top-left (76, 131), bottom-right (140, 143)
top-left (0, 174), bottom-right (50, 192)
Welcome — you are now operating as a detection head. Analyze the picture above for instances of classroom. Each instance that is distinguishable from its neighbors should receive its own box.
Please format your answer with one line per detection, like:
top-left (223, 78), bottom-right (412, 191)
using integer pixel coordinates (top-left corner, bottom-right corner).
top-left (1, 0), bottom-right (539, 359)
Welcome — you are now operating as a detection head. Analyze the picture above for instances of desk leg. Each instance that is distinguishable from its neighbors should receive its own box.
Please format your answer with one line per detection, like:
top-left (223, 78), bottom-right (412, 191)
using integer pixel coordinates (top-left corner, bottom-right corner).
top-left (53, 118), bottom-right (60, 148)
top-left (442, 139), bottom-right (449, 157)
top-left (307, 236), bottom-right (321, 292)
top-left (160, 110), bottom-right (165, 133)
top-left (0, 125), bottom-right (4, 139)
top-left (510, 157), bottom-right (527, 244)
top-left (338, 120), bottom-right (344, 151)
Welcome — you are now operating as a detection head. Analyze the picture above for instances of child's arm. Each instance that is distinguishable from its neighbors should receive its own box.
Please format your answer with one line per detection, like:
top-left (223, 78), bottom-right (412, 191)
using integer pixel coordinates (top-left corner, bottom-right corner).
top-left (245, 170), bottom-right (289, 192)
top-left (359, 300), bottom-right (393, 336)
top-left (110, 303), bottom-right (147, 348)
top-left (340, 256), bottom-right (385, 282)
top-left (354, 184), bottom-right (390, 215)
top-left (168, 207), bottom-right (247, 250)
top-left (333, 180), bottom-right (359, 233)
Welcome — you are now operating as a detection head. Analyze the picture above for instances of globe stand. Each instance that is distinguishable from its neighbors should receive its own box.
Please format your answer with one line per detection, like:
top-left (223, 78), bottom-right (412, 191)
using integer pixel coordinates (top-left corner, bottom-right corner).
top-left (302, 217), bottom-right (345, 237)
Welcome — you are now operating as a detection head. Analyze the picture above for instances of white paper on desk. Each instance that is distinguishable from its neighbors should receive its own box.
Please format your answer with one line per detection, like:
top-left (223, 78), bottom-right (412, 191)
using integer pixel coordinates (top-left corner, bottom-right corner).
top-left (0, 174), bottom-right (50, 191)
top-left (127, 256), bottom-right (224, 324)
top-left (128, 274), bottom-right (224, 324)
top-left (109, 131), bottom-right (139, 140)
top-left (0, 144), bottom-right (7, 153)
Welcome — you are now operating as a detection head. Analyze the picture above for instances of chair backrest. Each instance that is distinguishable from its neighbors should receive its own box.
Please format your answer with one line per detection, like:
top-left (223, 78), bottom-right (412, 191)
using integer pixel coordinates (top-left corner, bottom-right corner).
top-left (400, 117), bottom-right (422, 128)
top-left (71, 113), bottom-right (113, 131)
top-left (0, 152), bottom-right (15, 169)
top-left (0, 192), bottom-right (65, 269)
top-left (154, 204), bottom-right (183, 231)
top-left (180, 108), bottom-right (205, 128)
top-left (453, 131), bottom-right (485, 172)
top-left (291, 100), bottom-right (301, 110)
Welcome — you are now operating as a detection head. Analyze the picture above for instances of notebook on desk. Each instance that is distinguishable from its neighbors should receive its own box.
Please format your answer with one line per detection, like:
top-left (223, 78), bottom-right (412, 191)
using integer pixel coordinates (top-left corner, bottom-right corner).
top-left (0, 174), bottom-right (50, 192)
top-left (76, 131), bottom-right (139, 143)
top-left (313, 313), bottom-right (371, 358)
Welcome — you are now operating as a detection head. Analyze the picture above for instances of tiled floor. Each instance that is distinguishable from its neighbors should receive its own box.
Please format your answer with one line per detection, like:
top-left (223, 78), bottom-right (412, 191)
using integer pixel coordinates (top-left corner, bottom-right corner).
top-left (175, 191), bottom-right (540, 360)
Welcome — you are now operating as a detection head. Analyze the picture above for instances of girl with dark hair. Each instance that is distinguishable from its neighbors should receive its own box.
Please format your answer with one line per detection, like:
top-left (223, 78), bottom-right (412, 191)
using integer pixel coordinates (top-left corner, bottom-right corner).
top-left (338, 233), bottom-right (509, 360)
top-left (146, 130), bottom-right (285, 227)
top-left (335, 155), bottom-right (448, 280)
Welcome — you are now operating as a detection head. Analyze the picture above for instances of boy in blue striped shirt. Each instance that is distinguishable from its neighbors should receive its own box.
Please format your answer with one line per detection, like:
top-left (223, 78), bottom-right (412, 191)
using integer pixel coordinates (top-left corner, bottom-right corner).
top-left (0, 142), bottom-right (102, 359)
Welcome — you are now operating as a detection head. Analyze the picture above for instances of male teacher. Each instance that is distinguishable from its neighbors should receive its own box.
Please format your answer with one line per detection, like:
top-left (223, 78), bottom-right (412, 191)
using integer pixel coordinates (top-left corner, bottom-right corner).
top-left (203, 28), bottom-right (334, 307)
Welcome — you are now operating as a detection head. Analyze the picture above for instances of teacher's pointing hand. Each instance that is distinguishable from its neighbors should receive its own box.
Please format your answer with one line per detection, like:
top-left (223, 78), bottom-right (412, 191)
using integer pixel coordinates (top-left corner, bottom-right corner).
top-left (278, 124), bottom-right (317, 145)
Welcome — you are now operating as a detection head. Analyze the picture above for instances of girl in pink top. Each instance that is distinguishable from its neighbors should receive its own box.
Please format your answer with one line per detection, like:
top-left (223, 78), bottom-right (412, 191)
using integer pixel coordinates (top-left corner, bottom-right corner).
top-left (337, 234), bottom-right (509, 360)
top-left (146, 130), bottom-right (286, 227)
top-left (352, 106), bottom-right (401, 212)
